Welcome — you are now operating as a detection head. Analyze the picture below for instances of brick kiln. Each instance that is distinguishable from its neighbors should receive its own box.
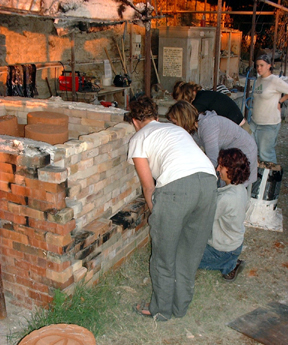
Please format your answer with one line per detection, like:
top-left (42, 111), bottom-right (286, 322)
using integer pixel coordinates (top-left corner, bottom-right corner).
top-left (0, 96), bottom-right (150, 309)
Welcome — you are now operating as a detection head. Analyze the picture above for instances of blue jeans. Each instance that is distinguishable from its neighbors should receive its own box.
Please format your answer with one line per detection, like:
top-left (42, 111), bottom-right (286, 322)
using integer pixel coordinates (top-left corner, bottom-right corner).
top-left (198, 243), bottom-right (243, 275)
top-left (250, 120), bottom-right (281, 164)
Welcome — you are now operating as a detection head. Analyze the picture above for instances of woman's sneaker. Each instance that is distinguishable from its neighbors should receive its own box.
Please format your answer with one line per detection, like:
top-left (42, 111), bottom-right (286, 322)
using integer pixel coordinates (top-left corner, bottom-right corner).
top-left (222, 260), bottom-right (245, 283)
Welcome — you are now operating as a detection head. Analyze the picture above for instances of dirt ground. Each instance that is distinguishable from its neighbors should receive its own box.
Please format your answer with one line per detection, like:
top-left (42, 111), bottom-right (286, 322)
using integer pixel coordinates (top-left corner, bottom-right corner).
top-left (1, 119), bottom-right (288, 345)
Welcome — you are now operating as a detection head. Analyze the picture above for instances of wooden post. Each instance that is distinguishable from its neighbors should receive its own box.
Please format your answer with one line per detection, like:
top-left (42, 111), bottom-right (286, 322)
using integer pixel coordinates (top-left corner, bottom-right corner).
top-left (0, 264), bottom-right (7, 320)
top-left (245, 0), bottom-right (257, 119)
top-left (144, 0), bottom-right (152, 97)
top-left (272, 0), bottom-right (281, 68)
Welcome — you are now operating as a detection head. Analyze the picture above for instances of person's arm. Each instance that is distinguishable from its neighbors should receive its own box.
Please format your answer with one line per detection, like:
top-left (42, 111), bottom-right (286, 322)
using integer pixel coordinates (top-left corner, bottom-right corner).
top-left (133, 157), bottom-right (155, 212)
top-left (278, 94), bottom-right (288, 110)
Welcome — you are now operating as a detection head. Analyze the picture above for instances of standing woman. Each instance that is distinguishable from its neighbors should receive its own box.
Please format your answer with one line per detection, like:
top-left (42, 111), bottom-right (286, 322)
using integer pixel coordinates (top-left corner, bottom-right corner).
top-left (127, 96), bottom-right (217, 321)
top-left (250, 54), bottom-right (288, 163)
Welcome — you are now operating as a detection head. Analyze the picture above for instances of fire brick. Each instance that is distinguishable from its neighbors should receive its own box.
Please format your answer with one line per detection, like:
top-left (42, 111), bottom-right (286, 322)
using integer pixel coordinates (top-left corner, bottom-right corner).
top-left (38, 165), bottom-right (68, 184)
top-left (46, 208), bottom-right (74, 224)
top-left (46, 266), bottom-right (73, 284)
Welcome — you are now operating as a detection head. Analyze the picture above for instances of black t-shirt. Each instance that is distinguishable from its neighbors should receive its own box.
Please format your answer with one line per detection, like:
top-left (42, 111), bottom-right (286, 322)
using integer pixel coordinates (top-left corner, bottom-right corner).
top-left (193, 90), bottom-right (244, 125)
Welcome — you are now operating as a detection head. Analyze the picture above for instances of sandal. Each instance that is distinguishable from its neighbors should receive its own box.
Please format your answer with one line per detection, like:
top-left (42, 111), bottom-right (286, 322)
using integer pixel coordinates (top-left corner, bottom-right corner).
top-left (133, 300), bottom-right (152, 317)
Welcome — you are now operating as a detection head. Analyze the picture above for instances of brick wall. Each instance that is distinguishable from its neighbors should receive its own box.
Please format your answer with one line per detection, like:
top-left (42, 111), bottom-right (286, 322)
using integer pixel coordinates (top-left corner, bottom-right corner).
top-left (0, 98), bottom-right (150, 309)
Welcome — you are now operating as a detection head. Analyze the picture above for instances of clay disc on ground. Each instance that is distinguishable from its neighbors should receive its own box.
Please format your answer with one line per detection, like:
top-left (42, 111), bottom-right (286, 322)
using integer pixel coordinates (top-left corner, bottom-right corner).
top-left (18, 323), bottom-right (96, 345)
top-left (25, 123), bottom-right (68, 145)
top-left (0, 115), bottom-right (19, 136)
top-left (27, 111), bottom-right (68, 127)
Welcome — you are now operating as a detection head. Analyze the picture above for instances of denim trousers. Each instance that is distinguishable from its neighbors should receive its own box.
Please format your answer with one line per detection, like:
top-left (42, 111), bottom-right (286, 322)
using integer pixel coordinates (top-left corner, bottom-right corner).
top-left (198, 243), bottom-right (243, 275)
top-left (148, 172), bottom-right (217, 320)
top-left (250, 119), bottom-right (281, 164)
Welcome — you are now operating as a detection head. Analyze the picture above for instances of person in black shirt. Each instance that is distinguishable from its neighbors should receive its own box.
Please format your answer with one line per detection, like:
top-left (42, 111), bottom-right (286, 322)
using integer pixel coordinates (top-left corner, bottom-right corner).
top-left (173, 81), bottom-right (245, 126)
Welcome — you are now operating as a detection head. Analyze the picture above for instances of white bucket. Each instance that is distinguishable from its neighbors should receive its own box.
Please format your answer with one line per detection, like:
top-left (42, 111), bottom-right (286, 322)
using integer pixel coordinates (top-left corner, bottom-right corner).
top-left (102, 76), bottom-right (112, 86)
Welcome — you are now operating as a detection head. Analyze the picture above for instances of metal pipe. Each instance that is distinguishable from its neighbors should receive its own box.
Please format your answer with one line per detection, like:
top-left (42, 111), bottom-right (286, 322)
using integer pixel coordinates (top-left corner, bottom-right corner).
top-left (213, 0), bottom-right (222, 90)
top-left (259, 0), bottom-right (288, 12)
top-left (272, 0), bottom-right (281, 67)
top-left (245, 0), bottom-right (257, 119)
top-left (144, 0), bottom-right (152, 97)
top-left (161, 10), bottom-right (275, 15)
top-left (71, 32), bottom-right (76, 101)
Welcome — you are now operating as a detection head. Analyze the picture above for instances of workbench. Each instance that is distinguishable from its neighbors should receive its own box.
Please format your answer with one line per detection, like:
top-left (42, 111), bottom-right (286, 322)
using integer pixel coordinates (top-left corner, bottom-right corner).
top-left (57, 86), bottom-right (130, 109)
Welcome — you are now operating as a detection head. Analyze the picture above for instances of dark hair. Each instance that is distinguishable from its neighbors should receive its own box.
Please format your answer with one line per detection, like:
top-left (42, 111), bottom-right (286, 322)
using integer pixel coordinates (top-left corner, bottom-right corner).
top-left (126, 96), bottom-right (158, 123)
top-left (166, 100), bottom-right (199, 134)
top-left (218, 148), bottom-right (250, 185)
top-left (256, 54), bottom-right (273, 72)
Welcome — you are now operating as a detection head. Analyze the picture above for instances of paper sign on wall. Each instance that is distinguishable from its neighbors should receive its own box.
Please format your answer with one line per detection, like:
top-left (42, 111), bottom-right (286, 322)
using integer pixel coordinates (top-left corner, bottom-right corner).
top-left (163, 47), bottom-right (183, 77)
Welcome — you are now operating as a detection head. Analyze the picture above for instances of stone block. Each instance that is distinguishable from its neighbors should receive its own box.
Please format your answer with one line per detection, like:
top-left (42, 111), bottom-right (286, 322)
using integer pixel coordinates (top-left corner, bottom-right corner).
top-left (46, 208), bottom-right (74, 224)
top-left (38, 165), bottom-right (68, 184)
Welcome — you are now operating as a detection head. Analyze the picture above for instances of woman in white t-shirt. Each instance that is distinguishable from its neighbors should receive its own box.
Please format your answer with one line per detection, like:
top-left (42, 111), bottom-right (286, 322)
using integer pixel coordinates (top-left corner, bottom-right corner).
top-left (250, 54), bottom-right (288, 163)
top-left (127, 96), bottom-right (217, 321)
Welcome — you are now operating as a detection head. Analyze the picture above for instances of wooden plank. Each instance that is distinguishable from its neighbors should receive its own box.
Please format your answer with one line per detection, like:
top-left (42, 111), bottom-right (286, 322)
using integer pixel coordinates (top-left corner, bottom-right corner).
top-left (228, 302), bottom-right (288, 345)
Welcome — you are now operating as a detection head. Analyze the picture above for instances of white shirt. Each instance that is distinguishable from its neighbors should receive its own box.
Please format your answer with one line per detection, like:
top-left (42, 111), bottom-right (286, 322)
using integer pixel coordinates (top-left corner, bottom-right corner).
top-left (128, 121), bottom-right (216, 188)
top-left (252, 74), bottom-right (288, 125)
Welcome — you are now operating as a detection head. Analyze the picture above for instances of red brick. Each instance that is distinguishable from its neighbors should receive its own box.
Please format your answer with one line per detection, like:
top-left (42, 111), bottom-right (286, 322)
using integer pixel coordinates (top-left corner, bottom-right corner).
top-left (15, 173), bottom-right (26, 185)
top-left (83, 218), bottom-right (112, 237)
top-left (10, 184), bottom-right (29, 197)
top-left (28, 238), bottom-right (48, 251)
top-left (7, 202), bottom-right (46, 220)
top-left (2, 271), bottom-right (16, 283)
top-left (0, 162), bottom-right (15, 174)
top-left (4, 280), bottom-right (26, 297)
top-left (28, 198), bottom-right (66, 211)
top-left (0, 199), bottom-right (8, 211)
top-left (46, 243), bottom-right (65, 255)
top-left (0, 237), bottom-right (13, 249)
top-left (28, 290), bottom-right (53, 304)
top-left (16, 276), bottom-right (49, 294)
top-left (13, 242), bottom-right (46, 258)
top-left (28, 218), bottom-right (76, 236)
top-left (14, 224), bottom-right (46, 242)
top-left (0, 210), bottom-right (27, 225)
top-left (0, 181), bottom-right (11, 192)
top-left (0, 227), bottom-right (29, 245)
top-left (25, 176), bottom-right (67, 193)
top-left (0, 152), bottom-right (18, 164)
top-left (0, 171), bottom-right (15, 183)
top-left (46, 190), bottom-right (66, 204)
top-left (46, 232), bottom-right (72, 247)
top-left (47, 260), bottom-right (71, 273)
top-left (3, 262), bottom-right (28, 277)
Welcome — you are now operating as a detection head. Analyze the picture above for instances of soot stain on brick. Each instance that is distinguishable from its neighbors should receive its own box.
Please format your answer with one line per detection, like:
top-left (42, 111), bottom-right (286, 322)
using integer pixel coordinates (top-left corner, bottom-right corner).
top-left (110, 211), bottom-right (135, 230)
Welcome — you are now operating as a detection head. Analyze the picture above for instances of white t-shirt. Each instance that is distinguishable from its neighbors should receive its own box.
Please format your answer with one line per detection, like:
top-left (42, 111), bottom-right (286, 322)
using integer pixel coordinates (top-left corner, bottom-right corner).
top-left (128, 121), bottom-right (216, 188)
top-left (252, 74), bottom-right (288, 125)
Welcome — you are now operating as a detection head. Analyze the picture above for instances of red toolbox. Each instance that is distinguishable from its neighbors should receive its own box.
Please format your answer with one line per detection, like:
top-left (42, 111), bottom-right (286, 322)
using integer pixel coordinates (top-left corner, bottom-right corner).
top-left (59, 71), bottom-right (84, 91)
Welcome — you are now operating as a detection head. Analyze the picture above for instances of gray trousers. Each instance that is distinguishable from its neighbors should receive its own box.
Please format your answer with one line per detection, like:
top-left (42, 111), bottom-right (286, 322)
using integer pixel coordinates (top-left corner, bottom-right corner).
top-left (148, 172), bottom-right (217, 320)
